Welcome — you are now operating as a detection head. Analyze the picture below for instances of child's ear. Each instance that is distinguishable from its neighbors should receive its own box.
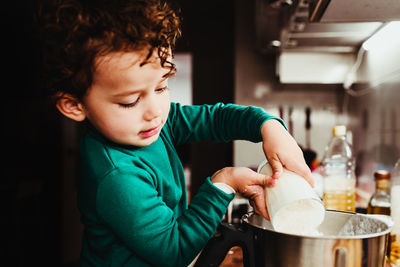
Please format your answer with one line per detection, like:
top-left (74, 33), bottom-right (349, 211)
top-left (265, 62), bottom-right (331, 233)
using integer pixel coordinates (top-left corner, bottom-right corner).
top-left (55, 93), bottom-right (86, 122)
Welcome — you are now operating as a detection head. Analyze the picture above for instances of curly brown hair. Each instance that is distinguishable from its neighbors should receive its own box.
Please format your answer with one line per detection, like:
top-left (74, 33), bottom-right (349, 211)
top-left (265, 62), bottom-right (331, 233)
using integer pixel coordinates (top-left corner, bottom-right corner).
top-left (36, 0), bottom-right (181, 102)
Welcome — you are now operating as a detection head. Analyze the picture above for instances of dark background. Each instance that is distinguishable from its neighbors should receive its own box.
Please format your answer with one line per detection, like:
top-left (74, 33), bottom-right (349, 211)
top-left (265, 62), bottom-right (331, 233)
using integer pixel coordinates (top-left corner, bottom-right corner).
top-left (2, 0), bottom-right (236, 265)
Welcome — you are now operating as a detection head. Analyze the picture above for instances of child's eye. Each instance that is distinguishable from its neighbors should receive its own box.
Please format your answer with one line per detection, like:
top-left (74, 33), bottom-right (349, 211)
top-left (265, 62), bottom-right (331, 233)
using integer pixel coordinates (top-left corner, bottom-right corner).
top-left (118, 98), bottom-right (140, 109)
top-left (156, 86), bottom-right (168, 93)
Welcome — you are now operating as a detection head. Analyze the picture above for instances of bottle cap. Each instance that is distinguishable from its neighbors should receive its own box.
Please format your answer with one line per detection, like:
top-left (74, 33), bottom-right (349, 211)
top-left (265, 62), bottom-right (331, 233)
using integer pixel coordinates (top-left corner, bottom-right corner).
top-left (333, 125), bottom-right (346, 136)
top-left (374, 170), bottom-right (391, 180)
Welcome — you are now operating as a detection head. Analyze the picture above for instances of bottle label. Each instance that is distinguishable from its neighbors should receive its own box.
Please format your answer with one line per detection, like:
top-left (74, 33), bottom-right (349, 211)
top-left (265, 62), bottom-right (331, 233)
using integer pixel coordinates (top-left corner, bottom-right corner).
top-left (376, 179), bottom-right (390, 189)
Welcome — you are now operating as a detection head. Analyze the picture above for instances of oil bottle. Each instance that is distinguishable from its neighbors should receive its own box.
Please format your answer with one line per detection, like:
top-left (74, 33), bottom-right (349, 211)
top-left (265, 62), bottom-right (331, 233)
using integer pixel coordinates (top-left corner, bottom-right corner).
top-left (321, 125), bottom-right (356, 212)
top-left (367, 170), bottom-right (391, 215)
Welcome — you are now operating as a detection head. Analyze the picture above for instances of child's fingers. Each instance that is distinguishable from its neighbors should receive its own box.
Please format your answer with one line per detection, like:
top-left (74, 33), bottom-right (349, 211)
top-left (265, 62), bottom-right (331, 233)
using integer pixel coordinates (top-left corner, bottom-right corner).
top-left (266, 155), bottom-right (283, 180)
top-left (249, 191), bottom-right (269, 220)
top-left (286, 160), bottom-right (314, 187)
top-left (297, 165), bottom-right (314, 187)
top-left (260, 173), bottom-right (276, 187)
top-left (245, 172), bottom-right (270, 219)
top-left (250, 171), bottom-right (276, 187)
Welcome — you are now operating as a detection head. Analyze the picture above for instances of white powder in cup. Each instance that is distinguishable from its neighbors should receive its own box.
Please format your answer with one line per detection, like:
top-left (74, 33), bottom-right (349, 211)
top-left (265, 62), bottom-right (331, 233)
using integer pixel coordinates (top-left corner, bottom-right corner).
top-left (272, 198), bottom-right (324, 236)
top-left (258, 160), bottom-right (325, 236)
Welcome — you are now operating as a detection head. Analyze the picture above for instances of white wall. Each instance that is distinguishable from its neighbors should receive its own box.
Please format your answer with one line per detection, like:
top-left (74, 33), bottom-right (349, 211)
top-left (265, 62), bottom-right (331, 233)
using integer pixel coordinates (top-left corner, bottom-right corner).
top-left (169, 53), bottom-right (193, 105)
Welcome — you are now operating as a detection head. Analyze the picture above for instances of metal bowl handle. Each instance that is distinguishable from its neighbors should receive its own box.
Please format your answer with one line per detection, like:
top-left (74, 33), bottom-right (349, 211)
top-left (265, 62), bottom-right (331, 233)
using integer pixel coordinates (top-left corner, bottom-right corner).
top-left (194, 222), bottom-right (256, 267)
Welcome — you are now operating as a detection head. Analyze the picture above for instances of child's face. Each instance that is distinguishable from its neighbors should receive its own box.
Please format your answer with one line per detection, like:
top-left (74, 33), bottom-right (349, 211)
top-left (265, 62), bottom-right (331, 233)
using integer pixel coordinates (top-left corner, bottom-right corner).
top-left (82, 49), bottom-right (171, 147)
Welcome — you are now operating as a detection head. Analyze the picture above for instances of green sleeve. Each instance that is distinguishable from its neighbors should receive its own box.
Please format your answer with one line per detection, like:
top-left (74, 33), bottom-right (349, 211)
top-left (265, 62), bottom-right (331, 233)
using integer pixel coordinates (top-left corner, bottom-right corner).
top-left (166, 102), bottom-right (286, 145)
top-left (96, 167), bottom-right (234, 267)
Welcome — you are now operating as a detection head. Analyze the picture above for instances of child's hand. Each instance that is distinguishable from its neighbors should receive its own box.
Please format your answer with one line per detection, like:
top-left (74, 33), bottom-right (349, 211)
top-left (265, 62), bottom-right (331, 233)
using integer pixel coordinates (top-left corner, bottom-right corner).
top-left (211, 167), bottom-right (274, 220)
top-left (261, 119), bottom-right (314, 187)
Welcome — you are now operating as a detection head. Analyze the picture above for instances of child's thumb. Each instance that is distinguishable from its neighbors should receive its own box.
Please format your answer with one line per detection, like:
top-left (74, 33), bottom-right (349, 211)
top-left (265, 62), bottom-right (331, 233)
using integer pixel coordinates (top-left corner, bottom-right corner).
top-left (255, 172), bottom-right (276, 187)
top-left (267, 157), bottom-right (283, 180)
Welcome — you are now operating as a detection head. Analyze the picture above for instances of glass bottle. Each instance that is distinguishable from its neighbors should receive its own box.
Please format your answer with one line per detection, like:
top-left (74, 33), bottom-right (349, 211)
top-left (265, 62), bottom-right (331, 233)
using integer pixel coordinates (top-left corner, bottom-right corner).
top-left (367, 170), bottom-right (391, 215)
top-left (321, 125), bottom-right (356, 212)
top-left (390, 159), bottom-right (400, 266)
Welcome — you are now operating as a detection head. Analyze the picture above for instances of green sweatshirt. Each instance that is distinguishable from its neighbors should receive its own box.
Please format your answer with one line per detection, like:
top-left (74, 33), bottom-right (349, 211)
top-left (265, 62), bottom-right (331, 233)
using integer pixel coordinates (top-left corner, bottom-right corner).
top-left (78, 102), bottom-right (281, 266)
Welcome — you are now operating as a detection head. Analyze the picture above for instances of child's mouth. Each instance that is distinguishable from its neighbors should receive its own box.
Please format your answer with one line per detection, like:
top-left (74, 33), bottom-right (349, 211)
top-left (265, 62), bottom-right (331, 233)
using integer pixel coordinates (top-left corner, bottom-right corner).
top-left (139, 125), bottom-right (161, 138)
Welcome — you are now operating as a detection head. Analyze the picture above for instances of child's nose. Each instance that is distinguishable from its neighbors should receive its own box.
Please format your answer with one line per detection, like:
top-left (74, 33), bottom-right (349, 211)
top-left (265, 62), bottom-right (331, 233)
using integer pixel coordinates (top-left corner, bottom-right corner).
top-left (143, 96), bottom-right (162, 121)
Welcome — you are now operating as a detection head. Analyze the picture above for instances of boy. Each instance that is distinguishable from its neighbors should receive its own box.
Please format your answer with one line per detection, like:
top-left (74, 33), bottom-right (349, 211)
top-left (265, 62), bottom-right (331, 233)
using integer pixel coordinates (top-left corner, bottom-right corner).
top-left (37, 0), bottom-right (312, 266)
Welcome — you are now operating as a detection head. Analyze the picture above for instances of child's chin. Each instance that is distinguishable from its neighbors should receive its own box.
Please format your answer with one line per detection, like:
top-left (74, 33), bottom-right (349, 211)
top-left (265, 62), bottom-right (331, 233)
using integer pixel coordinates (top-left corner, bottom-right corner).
top-left (136, 134), bottom-right (160, 147)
